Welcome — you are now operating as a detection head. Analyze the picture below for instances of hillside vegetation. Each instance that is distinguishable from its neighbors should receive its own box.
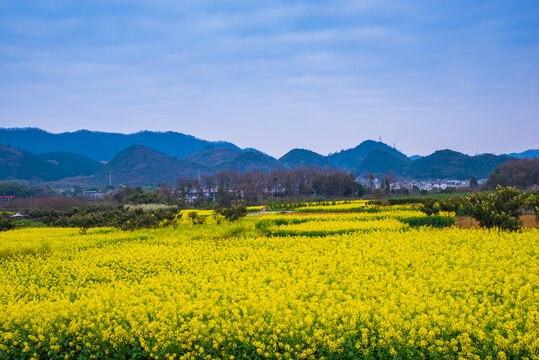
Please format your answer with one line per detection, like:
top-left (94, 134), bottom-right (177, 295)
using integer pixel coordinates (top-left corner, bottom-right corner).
top-left (487, 158), bottom-right (539, 189)
top-left (89, 145), bottom-right (206, 186)
top-left (279, 148), bottom-right (331, 169)
top-left (0, 146), bottom-right (101, 181)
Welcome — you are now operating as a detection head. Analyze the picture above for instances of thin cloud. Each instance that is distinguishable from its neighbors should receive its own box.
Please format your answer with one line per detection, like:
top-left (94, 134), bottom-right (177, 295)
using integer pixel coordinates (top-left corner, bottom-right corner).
top-left (0, 0), bottom-right (538, 157)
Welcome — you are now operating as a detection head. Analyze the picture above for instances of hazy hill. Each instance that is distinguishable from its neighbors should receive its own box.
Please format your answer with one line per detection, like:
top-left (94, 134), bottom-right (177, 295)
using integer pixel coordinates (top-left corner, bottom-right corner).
top-left (503, 149), bottom-right (539, 159)
top-left (0, 145), bottom-right (102, 181)
top-left (215, 151), bottom-right (282, 173)
top-left (184, 147), bottom-right (281, 173)
top-left (410, 150), bottom-right (512, 179)
top-left (90, 145), bottom-right (206, 186)
top-left (355, 148), bottom-right (513, 180)
top-left (279, 149), bottom-right (330, 169)
top-left (357, 149), bottom-right (412, 176)
top-left (0, 128), bottom-right (239, 161)
top-left (0, 145), bottom-right (60, 181)
top-left (39, 152), bottom-right (102, 177)
top-left (183, 147), bottom-right (243, 167)
top-left (328, 140), bottom-right (407, 170)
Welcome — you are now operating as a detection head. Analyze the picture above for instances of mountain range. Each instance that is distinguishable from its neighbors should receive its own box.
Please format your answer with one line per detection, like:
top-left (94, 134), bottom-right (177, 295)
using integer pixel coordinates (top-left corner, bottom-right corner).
top-left (0, 128), bottom-right (537, 186)
top-left (0, 127), bottom-right (237, 161)
top-left (502, 149), bottom-right (539, 159)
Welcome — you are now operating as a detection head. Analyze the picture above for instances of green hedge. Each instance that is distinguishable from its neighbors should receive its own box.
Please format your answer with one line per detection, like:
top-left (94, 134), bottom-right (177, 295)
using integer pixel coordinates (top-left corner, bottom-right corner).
top-left (400, 215), bottom-right (455, 228)
top-left (387, 198), bottom-right (423, 205)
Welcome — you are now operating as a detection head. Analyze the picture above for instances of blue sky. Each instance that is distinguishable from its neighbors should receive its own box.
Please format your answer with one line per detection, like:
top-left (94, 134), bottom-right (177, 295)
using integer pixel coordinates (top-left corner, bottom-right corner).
top-left (1, 0), bottom-right (538, 157)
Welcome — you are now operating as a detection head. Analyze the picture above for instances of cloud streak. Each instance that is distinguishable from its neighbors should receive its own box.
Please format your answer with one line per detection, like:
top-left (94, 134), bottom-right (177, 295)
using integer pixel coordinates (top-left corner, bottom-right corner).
top-left (0, 0), bottom-right (538, 157)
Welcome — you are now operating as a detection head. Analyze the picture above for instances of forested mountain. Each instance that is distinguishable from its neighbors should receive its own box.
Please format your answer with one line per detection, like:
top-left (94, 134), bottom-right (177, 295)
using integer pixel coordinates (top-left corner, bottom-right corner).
top-left (356, 149), bottom-right (512, 180)
top-left (39, 152), bottom-right (102, 177)
top-left (183, 147), bottom-right (243, 166)
top-left (0, 127), bottom-right (533, 185)
top-left (327, 140), bottom-right (407, 170)
top-left (279, 149), bottom-right (331, 169)
top-left (502, 149), bottom-right (539, 159)
top-left (357, 149), bottom-right (411, 176)
top-left (0, 128), bottom-right (238, 161)
top-left (0, 145), bottom-right (60, 181)
top-left (184, 147), bottom-right (281, 173)
top-left (89, 145), bottom-right (206, 186)
top-left (0, 145), bottom-right (101, 181)
top-left (409, 150), bottom-right (511, 179)
top-left (213, 151), bottom-right (281, 173)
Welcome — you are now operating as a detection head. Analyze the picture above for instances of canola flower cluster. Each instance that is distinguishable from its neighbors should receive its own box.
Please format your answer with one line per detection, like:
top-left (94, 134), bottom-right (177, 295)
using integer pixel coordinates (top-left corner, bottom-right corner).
top-left (178, 209), bottom-right (216, 216)
top-left (293, 200), bottom-right (372, 212)
top-left (263, 209), bottom-right (429, 223)
top-left (266, 218), bottom-right (407, 236)
top-left (0, 210), bottom-right (538, 360)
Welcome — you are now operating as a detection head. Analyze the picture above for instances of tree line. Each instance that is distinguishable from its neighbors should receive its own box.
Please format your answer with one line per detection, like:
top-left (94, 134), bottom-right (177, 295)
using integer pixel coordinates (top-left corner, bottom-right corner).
top-left (176, 167), bottom-right (366, 206)
top-left (487, 158), bottom-right (539, 190)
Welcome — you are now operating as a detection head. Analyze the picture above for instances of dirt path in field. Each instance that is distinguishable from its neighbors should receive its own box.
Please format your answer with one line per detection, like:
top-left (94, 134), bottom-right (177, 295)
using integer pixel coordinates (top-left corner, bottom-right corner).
top-left (456, 215), bottom-right (538, 229)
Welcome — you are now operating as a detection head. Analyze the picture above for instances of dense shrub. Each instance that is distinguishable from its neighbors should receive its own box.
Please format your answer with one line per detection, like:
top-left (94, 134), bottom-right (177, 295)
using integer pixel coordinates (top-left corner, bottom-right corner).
top-left (388, 198), bottom-right (423, 205)
top-left (187, 211), bottom-right (207, 225)
top-left (25, 206), bottom-right (179, 232)
top-left (0, 216), bottom-right (15, 231)
top-left (437, 197), bottom-right (468, 216)
top-left (419, 199), bottom-right (440, 217)
top-left (527, 194), bottom-right (539, 220)
top-left (400, 215), bottom-right (455, 228)
top-left (487, 158), bottom-right (539, 190)
top-left (465, 186), bottom-right (527, 232)
top-left (218, 206), bottom-right (248, 223)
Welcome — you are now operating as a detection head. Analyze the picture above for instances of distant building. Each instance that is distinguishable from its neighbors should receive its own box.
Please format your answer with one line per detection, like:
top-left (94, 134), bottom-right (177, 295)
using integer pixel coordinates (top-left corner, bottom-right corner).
top-left (80, 190), bottom-right (105, 200)
top-left (58, 188), bottom-right (76, 196)
top-left (180, 187), bottom-right (243, 203)
top-left (389, 179), bottom-right (483, 191)
top-left (357, 177), bottom-right (381, 189)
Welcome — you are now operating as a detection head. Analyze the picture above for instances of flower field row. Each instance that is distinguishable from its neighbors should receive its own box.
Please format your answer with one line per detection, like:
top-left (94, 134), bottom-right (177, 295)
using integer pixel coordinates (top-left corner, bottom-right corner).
top-left (265, 218), bottom-right (408, 236)
top-left (261, 209), bottom-right (429, 223)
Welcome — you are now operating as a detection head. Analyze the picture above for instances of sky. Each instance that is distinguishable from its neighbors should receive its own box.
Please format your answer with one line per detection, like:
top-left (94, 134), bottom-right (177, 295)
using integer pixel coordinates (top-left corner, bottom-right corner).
top-left (1, 0), bottom-right (538, 158)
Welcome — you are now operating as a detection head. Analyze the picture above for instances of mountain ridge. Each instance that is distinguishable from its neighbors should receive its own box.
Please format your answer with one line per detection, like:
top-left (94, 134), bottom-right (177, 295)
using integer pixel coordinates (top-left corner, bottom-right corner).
top-left (327, 140), bottom-right (407, 170)
top-left (0, 127), bottom-right (238, 161)
top-left (89, 145), bottom-right (207, 186)
top-left (0, 145), bottom-right (102, 181)
top-left (279, 149), bottom-right (331, 169)
top-left (0, 127), bottom-right (535, 185)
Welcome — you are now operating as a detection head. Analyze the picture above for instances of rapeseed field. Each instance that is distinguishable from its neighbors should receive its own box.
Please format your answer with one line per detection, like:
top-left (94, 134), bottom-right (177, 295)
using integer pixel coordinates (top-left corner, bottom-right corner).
top-left (0, 208), bottom-right (537, 359)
